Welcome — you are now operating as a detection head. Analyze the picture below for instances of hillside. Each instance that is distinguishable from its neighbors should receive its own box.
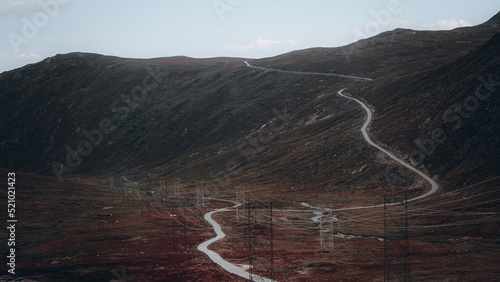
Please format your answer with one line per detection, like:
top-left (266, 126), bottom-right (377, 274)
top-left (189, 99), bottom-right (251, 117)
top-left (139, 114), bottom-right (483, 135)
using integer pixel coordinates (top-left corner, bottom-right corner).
top-left (252, 12), bottom-right (500, 79)
top-left (352, 32), bottom-right (500, 190)
top-left (0, 11), bottom-right (499, 282)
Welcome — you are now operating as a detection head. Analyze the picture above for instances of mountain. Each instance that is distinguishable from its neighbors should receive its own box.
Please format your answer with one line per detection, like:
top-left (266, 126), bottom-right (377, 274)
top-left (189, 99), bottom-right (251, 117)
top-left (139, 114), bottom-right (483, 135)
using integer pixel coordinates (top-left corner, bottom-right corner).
top-left (352, 32), bottom-right (500, 189)
top-left (1, 13), bottom-right (498, 192)
top-left (252, 11), bottom-right (500, 79)
top-left (0, 54), bottom-right (351, 183)
top-left (0, 11), bottom-right (499, 282)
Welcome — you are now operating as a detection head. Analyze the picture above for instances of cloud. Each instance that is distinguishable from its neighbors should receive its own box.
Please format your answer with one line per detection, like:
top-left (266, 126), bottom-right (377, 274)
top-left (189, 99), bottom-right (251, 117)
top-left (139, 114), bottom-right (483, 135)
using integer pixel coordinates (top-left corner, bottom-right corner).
top-left (255, 37), bottom-right (281, 50)
top-left (423, 18), bottom-right (473, 30)
top-left (222, 37), bottom-right (298, 52)
top-left (0, 1), bottom-right (40, 17)
top-left (13, 53), bottom-right (42, 59)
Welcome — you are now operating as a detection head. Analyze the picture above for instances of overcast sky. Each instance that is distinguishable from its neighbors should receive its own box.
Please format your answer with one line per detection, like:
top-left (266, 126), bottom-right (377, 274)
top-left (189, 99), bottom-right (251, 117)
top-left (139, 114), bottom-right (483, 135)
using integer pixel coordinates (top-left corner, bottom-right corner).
top-left (1, 0), bottom-right (499, 73)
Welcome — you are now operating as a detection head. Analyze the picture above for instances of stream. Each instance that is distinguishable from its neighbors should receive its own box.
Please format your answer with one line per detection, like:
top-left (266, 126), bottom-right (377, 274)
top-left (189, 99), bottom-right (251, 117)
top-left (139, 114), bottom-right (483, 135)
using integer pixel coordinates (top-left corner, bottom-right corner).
top-left (300, 202), bottom-right (384, 242)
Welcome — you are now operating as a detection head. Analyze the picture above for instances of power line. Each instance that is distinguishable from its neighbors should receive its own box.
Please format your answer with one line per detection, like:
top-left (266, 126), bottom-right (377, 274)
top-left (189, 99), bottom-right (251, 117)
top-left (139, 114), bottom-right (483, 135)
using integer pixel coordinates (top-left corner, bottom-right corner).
top-left (384, 194), bottom-right (410, 282)
top-left (245, 201), bottom-right (275, 281)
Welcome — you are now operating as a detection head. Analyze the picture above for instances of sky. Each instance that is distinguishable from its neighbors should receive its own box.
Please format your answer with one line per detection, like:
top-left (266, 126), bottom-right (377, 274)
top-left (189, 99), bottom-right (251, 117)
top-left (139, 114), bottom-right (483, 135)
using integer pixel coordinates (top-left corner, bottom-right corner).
top-left (0, 0), bottom-right (499, 73)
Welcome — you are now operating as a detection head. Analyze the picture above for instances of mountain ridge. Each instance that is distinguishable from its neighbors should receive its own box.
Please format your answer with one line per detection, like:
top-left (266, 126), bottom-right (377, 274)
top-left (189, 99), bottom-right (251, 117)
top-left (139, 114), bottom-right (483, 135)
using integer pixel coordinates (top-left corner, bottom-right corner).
top-left (0, 12), bottom-right (498, 191)
top-left (1, 11), bottom-right (499, 282)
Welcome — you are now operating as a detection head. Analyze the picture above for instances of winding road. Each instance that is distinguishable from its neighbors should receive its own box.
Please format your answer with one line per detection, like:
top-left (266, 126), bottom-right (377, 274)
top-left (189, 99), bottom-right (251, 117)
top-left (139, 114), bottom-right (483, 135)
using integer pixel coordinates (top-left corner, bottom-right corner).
top-left (197, 202), bottom-right (274, 282)
top-left (336, 89), bottom-right (439, 210)
top-left (244, 61), bottom-right (373, 81)
top-left (196, 61), bottom-right (439, 281)
top-left (244, 61), bottom-right (439, 207)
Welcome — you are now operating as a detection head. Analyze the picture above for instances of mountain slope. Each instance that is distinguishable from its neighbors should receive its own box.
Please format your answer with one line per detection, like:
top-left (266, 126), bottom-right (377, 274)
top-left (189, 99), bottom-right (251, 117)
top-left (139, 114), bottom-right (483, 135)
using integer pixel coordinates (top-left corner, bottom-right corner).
top-left (351, 32), bottom-right (500, 190)
top-left (252, 11), bottom-right (500, 79)
top-left (0, 53), bottom-right (353, 181)
top-left (0, 12), bottom-right (498, 195)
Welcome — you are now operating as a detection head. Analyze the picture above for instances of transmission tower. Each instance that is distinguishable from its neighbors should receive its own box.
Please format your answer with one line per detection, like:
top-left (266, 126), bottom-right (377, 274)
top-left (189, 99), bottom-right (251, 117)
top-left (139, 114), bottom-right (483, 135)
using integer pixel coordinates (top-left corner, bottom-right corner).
top-left (136, 190), bottom-right (150, 220)
top-left (183, 203), bottom-right (188, 253)
top-left (172, 178), bottom-right (181, 197)
top-left (157, 180), bottom-right (168, 203)
top-left (245, 201), bottom-right (275, 281)
top-left (171, 202), bottom-right (187, 253)
top-left (319, 208), bottom-right (334, 250)
top-left (143, 187), bottom-right (152, 220)
top-left (236, 186), bottom-right (246, 221)
top-left (195, 181), bottom-right (206, 207)
top-left (384, 194), bottom-right (410, 282)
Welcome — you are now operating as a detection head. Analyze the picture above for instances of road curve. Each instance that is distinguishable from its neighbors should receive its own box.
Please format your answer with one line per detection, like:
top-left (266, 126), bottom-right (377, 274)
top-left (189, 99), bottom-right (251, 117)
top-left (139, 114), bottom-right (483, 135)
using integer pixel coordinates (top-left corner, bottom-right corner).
top-left (244, 61), bottom-right (373, 82)
top-left (244, 60), bottom-right (438, 209)
top-left (197, 202), bottom-right (275, 282)
top-left (198, 62), bottom-right (439, 280)
top-left (335, 89), bottom-right (439, 210)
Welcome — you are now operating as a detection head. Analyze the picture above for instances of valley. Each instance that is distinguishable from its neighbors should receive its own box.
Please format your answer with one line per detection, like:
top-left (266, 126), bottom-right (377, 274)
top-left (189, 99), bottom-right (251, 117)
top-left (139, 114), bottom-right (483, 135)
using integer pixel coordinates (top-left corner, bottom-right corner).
top-left (0, 11), bottom-right (499, 282)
